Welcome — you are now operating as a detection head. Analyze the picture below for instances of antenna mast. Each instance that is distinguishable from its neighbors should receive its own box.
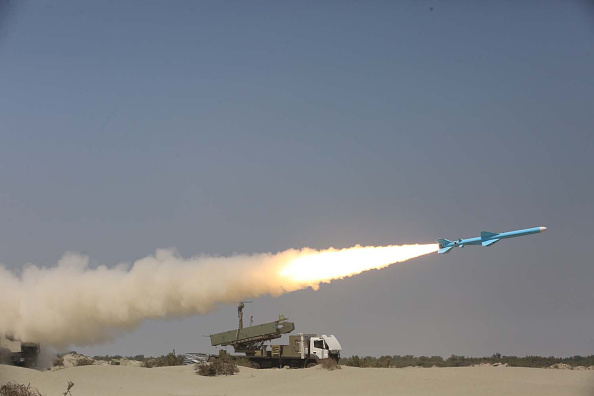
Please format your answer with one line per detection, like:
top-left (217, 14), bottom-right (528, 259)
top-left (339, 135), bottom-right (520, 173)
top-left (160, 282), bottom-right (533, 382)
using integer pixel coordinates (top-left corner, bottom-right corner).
top-left (237, 301), bottom-right (252, 330)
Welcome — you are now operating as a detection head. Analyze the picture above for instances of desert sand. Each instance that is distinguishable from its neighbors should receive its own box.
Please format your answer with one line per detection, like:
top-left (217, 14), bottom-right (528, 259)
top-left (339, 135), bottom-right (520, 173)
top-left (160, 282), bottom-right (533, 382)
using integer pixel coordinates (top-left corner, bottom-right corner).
top-left (1, 364), bottom-right (593, 396)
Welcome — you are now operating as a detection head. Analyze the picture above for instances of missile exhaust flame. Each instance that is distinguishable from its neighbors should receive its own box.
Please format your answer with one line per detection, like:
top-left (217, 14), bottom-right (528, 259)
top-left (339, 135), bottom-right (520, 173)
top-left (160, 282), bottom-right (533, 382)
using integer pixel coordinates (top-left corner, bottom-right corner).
top-left (0, 243), bottom-right (438, 347)
top-left (280, 244), bottom-right (439, 284)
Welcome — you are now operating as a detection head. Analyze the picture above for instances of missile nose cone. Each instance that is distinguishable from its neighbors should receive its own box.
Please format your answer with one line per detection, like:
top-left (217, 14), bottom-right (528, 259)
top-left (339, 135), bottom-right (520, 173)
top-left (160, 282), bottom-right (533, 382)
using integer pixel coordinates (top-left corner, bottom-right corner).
top-left (540, 226), bottom-right (548, 232)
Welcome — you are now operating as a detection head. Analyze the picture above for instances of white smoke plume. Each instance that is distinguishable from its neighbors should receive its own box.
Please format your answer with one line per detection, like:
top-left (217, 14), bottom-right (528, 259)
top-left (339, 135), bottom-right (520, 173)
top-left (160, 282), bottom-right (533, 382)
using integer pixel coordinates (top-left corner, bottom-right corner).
top-left (0, 244), bottom-right (437, 347)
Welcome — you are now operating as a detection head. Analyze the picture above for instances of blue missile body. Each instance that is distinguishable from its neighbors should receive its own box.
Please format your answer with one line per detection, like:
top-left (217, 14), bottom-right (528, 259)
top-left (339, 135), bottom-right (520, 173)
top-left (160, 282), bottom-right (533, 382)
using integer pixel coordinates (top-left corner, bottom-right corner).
top-left (437, 226), bottom-right (547, 254)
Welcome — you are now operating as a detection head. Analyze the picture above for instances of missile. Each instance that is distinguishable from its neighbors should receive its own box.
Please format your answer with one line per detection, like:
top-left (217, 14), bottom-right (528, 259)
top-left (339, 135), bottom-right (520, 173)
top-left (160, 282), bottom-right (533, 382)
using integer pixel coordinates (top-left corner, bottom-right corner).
top-left (437, 226), bottom-right (547, 254)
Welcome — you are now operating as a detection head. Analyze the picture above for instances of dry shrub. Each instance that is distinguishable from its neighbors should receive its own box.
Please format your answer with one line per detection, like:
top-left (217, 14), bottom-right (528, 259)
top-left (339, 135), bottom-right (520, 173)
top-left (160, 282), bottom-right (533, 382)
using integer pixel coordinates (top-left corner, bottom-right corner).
top-left (74, 357), bottom-right (94, 367)
top-left (321, 359), bottom-right (341, 371)
top-left (212, 356), bottom-right (239, 375)
top-left (0, 382), bottom-right (43, 396)
top-left (142, 352), bottom-right (184, 368)
top-left (195, 362), bottom-right (217, 376)
top-left (142, 360), bottom-right (155, 368)
top-left (53, 356), bottom-right (64, 367)
top-left (195, 355), bottom-right (238, 376)
top-left (62, 381), bottom-right (74, 396)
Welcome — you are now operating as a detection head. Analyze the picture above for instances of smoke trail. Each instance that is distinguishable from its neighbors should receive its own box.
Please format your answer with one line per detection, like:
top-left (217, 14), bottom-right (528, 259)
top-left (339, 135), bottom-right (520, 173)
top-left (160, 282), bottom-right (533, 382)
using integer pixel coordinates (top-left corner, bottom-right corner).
top-left (0, 244), bottom-right (437, 347)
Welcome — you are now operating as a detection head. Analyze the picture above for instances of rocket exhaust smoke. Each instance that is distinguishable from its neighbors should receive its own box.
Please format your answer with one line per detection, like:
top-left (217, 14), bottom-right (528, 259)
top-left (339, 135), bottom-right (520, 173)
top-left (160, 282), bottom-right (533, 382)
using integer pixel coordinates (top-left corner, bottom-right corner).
top-left (0, 243), bottom-right (438, 347)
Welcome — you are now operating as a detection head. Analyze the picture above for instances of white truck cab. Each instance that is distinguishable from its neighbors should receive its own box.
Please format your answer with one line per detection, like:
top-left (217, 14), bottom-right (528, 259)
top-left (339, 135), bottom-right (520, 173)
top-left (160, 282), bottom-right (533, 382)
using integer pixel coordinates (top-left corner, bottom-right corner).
top-left (302, 334), bottom-right (342, 360)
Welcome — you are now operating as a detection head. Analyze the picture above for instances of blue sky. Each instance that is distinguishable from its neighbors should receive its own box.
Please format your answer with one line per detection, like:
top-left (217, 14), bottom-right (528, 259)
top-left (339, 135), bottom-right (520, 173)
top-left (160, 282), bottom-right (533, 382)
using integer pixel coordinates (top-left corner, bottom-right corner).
top-left (1, 1), bottom-right (593, 357)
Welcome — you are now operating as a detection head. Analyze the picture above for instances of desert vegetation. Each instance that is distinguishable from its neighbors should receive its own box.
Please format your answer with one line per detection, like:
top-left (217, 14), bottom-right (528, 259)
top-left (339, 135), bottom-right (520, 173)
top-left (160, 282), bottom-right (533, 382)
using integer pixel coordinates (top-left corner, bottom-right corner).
top-left (340, 354), bottom-right (594, 368)
top-left (195, 355), bottom-right (239, 376)
top-left (92, 354), bottom-right (147, 362)
top-left (73, 357), bottom-right (94, 367)
top-left (320, 358), bottom-right (341, 370)
top-left (52, 356), bottom-right (64, 367)
top-left (0, 383), bottom-right (43, 396)
top-left (142, 352), bottom-right (185, 368)
top-left (46, 351), bottom-right (594, 371)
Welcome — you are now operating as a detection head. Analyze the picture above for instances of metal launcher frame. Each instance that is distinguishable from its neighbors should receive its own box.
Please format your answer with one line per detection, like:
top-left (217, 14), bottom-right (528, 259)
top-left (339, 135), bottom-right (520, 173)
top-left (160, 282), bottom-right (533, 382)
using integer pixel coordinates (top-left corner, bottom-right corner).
top-left (209, 303), bottom-right (295, 355)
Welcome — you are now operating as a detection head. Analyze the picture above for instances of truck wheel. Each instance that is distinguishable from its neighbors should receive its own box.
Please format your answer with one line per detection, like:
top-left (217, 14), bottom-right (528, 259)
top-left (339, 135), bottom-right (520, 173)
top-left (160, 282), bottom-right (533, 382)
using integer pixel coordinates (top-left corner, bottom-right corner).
top-left (306, 361), bottom-right (317, 368)
top-left (251, 362), bottom-right (260, 369)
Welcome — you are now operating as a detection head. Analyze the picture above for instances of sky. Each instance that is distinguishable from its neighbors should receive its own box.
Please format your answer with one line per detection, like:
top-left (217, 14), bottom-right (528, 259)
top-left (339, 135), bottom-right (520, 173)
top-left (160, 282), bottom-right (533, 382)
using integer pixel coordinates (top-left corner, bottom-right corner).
top-left (0, 0), bottom-right (593, 358)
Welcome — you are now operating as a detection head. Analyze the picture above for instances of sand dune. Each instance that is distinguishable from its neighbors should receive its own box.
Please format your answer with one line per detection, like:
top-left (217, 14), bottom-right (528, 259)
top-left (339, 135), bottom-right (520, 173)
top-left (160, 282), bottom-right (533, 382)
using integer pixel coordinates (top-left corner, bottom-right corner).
top-left (1, 364), bottom-right (593, 396)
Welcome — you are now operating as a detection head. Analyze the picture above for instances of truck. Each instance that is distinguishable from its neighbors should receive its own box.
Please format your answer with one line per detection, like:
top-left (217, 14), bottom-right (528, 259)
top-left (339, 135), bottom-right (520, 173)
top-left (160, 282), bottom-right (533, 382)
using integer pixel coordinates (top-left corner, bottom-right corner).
top-left (208, 303), bottom-right (342, 369)
top-left (0, 334), bottom-right (40, 368)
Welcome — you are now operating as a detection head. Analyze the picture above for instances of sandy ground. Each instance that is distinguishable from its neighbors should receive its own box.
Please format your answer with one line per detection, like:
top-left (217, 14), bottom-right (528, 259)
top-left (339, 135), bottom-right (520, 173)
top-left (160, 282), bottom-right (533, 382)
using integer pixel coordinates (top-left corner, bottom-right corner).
top-left (1, 364), bottom-right (593, 396)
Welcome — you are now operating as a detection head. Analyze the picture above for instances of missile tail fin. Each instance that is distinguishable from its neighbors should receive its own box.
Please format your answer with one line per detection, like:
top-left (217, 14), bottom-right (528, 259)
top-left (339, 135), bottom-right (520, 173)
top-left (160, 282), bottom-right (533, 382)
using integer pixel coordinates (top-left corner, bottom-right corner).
top-left (438, 246), bottom-right (453, 254)
top-left (481, 231), bottom-right (499, 239)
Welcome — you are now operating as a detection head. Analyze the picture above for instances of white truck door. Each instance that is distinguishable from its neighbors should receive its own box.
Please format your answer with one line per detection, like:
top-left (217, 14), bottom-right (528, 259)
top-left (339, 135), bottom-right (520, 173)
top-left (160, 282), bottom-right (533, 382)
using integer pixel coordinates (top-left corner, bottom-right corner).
top-left (311, 338), bottom-right (327, 360)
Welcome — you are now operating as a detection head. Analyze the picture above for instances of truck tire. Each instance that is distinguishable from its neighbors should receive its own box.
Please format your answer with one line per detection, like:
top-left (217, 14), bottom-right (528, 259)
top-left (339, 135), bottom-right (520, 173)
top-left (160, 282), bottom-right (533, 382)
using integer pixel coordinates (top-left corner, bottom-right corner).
top-left (305, 361), bottom-right (317, 368)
